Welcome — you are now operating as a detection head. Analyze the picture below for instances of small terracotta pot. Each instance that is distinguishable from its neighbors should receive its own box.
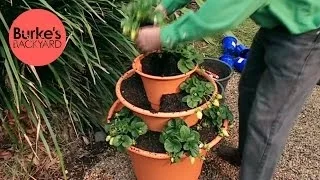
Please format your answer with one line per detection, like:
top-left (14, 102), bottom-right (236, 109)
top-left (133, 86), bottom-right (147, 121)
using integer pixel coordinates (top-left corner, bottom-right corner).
top-left (116, 69), bottom-right (218, 132)
top-left (107, 100), bottom-right (229, 180)
top-left (132, 54), bottom-right (198, 110)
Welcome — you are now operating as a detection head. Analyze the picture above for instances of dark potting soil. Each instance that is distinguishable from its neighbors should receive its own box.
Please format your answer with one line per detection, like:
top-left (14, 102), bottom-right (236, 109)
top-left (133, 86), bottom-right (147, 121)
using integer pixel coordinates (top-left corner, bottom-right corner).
top-left (120, 74), bottom-right (152, 110)
top-left (200, 61), bottom-right (231, 79)
top-left (141, 52), bottom-right (182, 76)
top-left (192, 124), bottom-right (218, 144)
top-left (134, 123), bottom-right (217, 153)
top-left (121, 73), bottom-right (213, 112)
top-left (159, 92), bottom-right (190, 112)
top-left (135, 131), bottom-right (164, 153)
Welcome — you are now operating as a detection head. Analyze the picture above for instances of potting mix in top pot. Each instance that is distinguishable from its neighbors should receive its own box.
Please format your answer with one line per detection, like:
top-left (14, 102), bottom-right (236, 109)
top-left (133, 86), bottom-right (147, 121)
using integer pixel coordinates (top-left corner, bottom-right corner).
top-left (104, 0), bottom-right (235, 179)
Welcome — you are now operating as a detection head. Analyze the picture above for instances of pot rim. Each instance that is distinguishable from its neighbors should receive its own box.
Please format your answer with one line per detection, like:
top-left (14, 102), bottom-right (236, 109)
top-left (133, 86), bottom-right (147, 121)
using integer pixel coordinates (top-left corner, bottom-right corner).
top-left (115, 69), bottom-right (218, 118)
top-left (200, 58), bottom-right (234, 82)
top-left (132, 54), bottom-right (198, 80)
top-left (107, 99), bottom-right (229, 160)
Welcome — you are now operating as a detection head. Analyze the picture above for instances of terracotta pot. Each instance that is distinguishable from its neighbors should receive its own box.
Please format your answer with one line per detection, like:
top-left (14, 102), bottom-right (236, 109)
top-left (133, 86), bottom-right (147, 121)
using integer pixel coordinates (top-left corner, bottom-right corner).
top-left (107, 100), bottom-right (229, 180)
top-left (116, 69), bottom-right (218, 132)
top-left (132, 54), bottom-right (198, 110)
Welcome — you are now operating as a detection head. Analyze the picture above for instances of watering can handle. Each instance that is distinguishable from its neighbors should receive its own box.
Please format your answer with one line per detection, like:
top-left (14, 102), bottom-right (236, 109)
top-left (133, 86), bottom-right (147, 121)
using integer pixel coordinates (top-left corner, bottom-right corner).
top-left (204, 70), bottom-right (219, 80)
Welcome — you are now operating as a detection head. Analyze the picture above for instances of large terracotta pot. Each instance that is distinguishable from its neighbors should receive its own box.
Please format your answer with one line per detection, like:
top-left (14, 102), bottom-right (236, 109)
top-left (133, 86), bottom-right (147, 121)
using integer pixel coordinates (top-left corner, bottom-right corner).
top-left (107, 100), bottom-right (228, 180)
top-left (116, 69), bottom-right (218, 132)
top-left (132, 54), bottom-right (198, 110)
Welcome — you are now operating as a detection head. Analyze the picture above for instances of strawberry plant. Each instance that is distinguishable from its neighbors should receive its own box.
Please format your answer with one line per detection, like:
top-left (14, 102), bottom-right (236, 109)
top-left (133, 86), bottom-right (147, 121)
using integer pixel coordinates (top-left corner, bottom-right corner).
top-left (160, 118), bottom-right (203, 164)
top-left (121, 0), bottom-right (166, 40)
top-left (105, 108), bottom-right (148, 152)
top-left (180, 76), bottom-right (214, 108)
top-left (201, 98), bottom-right (234, 137)
top-left (172, 45), bottom-right (204, 73)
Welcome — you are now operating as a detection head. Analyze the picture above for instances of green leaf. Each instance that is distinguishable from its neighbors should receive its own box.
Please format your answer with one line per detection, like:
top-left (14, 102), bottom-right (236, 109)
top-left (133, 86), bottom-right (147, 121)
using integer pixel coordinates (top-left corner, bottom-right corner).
top-left (186, 134), bottom-right (195, 142)
top-left (190, 141), bottom-right (200, 150)
top-left (192, 96), bottom-right (202, 103)
top-left (183, 143), bottom-right (191, 150)
top-left (187, 100), bottom-right (195, 108)
top-left (177, 60), bottom-right (190, 73)
top-left (113, 135), bottom-right (122, 146)
top-left (193, 131), bottom-right (201, 141)
top-left (227, 111), bottom-right (234, 121)
top-left (180, 82), bottom-right (187, 90)
top-left (122, 135), bottom-right (133, 148)
top-left (190, 148), bottom-right (200, 157)
top-left (130, 130), bottom-right (139, 138)
top-left (118, 108), bottom-right (131, 117)
top-left (191, 101), bottom-right (198, 108)
top-left (182, 95), bottom-right (190, 103)
top-left (177, 151), bottom-right (184, 158)
top-left (117, 145), bottom-right (126, 152)
top-left (185, 60), bottom-right (195, 69)
top-left (203, 109), bottom-right (210, 116)
top-left (209, 109), bottom-right (217, 120)
top-left (167, 120), bottom-right (175, 128)
top-left (205, 82), bottom-right (213, 89)
top-left (172, 118), bottom-right (187, 127)
top-left (138, 124), bottom-right (148, 135)
top-left (190, 87), bottom-right (197, 94)
top-left (164, 139), bottom-right (182, 153)
top-left (159, 133), bottom-right (166, 144)
top-left (180, 125), bottom-right (191, 141)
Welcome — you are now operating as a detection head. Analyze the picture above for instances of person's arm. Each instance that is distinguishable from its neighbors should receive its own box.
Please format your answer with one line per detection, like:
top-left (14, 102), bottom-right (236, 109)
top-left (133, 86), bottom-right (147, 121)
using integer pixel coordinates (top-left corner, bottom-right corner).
top-left (160, 0), bottom-right (268, 48)
top-left (160, 0), bottom-right (192, 15)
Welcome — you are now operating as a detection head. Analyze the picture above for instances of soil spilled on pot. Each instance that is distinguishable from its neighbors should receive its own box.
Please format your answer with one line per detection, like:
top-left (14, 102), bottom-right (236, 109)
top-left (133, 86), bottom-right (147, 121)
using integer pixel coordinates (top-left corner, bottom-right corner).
top-left (135, 123), bottom-right (217, 153)
top-left (120, 74), bottom-right (152, 110)
top-left (141, 52), bottom-right (182, 76)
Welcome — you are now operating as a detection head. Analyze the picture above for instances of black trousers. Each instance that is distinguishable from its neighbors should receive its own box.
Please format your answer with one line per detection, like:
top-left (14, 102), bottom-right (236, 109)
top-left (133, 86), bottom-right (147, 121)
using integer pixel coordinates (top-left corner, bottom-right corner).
top-left (238, 27), bottom-right (320, 180)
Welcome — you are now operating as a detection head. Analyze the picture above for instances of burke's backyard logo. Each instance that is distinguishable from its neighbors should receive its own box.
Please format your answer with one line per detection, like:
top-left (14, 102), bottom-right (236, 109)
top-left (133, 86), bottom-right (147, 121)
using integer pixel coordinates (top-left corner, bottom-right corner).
top-left (9, 9), bottom-right (66, 66)
top-left (12, 27), bottom-right (62, 49)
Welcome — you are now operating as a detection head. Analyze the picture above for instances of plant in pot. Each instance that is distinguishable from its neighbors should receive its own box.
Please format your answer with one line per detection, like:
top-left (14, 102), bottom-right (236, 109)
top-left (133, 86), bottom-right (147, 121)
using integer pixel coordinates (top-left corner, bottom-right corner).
top-left (121, 0), bottom-right (204, 110)
top-left (115, 69), bottom-right (217, 131)
top-left (105, 87), bottom-right (234, 180)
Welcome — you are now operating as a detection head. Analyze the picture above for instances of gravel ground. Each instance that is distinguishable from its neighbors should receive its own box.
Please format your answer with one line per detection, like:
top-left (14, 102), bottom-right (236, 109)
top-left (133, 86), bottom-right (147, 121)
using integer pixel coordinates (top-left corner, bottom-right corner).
top-left (83, 73), bottom-right (320, 180)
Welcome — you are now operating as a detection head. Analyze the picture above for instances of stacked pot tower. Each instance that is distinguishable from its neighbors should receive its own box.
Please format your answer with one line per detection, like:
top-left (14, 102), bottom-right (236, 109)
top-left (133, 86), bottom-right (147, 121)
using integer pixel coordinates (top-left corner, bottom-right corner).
top-left (106, 50), bottom-right (233, 179)
top-left (105, 0), bottom-right (234, 179)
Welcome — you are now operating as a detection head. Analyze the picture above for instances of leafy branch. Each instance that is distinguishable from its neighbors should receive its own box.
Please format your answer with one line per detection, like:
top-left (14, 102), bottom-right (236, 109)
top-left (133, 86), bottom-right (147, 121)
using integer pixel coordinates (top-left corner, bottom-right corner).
top-left (105, 108), bottom-right (148, 152)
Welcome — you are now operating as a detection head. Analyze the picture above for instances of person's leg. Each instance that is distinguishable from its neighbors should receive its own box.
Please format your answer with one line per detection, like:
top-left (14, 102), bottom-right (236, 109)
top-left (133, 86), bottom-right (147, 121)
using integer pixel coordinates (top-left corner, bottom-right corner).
top-left (238, 29), bottom-right (267, 155)
top-left (240, 28), bottom-right (320, 180)
top-left (217, 29), bottom-right (267, 165)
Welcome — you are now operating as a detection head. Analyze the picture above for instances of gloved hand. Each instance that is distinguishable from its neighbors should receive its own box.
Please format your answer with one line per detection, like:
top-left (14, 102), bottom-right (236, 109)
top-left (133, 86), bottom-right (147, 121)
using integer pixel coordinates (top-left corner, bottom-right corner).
top-left (135, 26), bottom-right (161, 53)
